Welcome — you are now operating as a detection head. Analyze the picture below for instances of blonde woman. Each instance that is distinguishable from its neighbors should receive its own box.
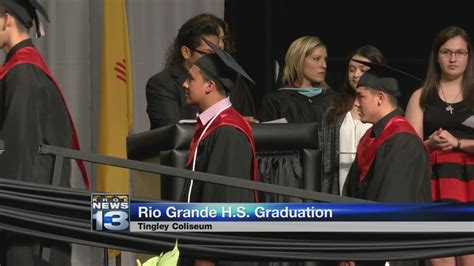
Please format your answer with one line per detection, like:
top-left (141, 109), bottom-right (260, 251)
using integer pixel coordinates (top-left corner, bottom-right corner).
top-left (259, 36), bottom-right (336, 123)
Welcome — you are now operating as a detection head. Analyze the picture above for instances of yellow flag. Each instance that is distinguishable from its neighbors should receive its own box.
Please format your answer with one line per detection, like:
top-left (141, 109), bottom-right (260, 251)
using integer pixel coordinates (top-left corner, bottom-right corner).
top-left (97, 0), bottom-right (133, 193)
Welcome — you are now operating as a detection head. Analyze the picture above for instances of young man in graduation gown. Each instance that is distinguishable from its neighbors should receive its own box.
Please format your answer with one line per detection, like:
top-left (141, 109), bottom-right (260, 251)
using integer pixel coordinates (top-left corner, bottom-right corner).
top-left (0, 1), bottom-right (88, 265)
top-left (342, 61), bottom-right (431, 266)
top-left (179, 38), bottom-right (259, 266)
top-left (180, 37), bottom-right (258, 204)
top-left (343, 61), bottom-right (431, 202)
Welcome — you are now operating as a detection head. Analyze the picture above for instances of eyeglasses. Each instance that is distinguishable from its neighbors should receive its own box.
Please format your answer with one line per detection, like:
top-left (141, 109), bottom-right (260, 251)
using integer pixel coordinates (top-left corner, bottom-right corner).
top-left (190, 47), bottom-right (210, 56)
top-left (439, 49), bottom-right (469, 58)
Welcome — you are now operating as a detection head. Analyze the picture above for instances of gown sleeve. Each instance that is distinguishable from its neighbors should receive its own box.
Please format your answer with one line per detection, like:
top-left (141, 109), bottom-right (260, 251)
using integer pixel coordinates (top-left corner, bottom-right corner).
top-left (258, 92), bottom-right (280, 122)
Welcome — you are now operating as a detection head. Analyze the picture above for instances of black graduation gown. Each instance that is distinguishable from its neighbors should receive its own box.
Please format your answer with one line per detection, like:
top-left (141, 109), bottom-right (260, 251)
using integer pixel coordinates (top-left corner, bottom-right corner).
top-left (179, 125), bottom-right (257, 266)
top-left (258, 89), bottom-right (337, 123)
top-left (0, 40), bottom-right (71, 266)
top-left (0, 40), bottom-right (71, 185)
top-left (343, 111), bottom-right (431, 266)
top-left (146, 64), bottom-right (257, 129)
top-left (180, 125), bottom-right (255, 202)
top-left (345, 132), bottom-right (431, 202)
top-left (343, 110), bottom-right (431, 202)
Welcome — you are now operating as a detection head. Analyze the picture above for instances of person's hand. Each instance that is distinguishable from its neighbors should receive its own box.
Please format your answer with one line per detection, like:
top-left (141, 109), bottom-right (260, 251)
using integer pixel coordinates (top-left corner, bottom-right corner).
top-left (427, 128), bottom-right (452, 150)
top-left (438, 129), bottom-right (459, 151)
top-left (243, 116), bottom-right (260, 123)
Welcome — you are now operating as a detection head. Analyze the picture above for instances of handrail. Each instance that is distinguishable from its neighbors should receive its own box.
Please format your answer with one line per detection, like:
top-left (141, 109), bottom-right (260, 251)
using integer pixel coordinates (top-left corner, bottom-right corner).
top-left (38, 144), bottom-right (369, 203)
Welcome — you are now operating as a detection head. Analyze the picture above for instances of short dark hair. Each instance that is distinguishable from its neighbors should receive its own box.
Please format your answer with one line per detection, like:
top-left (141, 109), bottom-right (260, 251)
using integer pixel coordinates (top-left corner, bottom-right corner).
top-left (366, 87), bottom-right (398, 107)
top-left (199, 68), bottom-right (226, 95)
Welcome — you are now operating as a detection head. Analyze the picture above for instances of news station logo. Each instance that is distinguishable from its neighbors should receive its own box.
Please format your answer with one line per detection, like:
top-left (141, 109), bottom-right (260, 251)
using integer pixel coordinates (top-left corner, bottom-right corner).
top-left (92, 194), bottom-right (129, 231)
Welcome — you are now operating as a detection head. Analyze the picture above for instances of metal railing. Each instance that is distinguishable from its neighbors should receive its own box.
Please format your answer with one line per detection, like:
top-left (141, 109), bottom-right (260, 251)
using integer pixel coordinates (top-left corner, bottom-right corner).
top-left (38, 144), bottom-right (368, 203)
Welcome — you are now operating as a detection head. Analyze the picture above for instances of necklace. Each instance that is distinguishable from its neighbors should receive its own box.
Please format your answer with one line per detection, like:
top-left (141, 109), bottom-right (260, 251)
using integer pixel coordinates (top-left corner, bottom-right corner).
top-left (440, 87), bottom-right (461, 115)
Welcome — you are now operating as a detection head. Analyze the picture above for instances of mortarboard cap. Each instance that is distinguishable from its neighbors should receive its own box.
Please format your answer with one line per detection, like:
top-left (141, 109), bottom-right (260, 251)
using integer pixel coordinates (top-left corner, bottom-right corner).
top-left (0, 0), bottom-right (49, 37)
top-left (194, 37), bottom-right (255, 92)
top-left (355, 59), bottom-right (422, 99)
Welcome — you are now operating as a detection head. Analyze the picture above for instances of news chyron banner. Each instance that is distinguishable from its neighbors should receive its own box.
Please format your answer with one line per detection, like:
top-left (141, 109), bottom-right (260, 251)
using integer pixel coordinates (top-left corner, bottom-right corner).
top-left (91, 194), bottom-right (474, 232)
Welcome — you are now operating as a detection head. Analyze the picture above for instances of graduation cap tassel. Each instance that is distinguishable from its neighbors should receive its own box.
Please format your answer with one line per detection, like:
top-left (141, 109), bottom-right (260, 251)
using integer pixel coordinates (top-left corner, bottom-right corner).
top-left (36, 19), bottom-right (45, 38)
top-left (27, 0), bottom-right (48, 38)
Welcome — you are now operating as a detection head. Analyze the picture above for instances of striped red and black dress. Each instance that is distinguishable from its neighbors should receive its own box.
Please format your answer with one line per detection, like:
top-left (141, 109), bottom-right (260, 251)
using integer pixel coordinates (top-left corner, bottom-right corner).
top-left (424, 94), bottom-right (474, 202)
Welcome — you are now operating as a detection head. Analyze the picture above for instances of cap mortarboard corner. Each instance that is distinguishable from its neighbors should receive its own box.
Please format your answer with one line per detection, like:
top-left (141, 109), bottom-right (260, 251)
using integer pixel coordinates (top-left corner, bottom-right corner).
top-left (354, 59), bottom-right (422, 100)
top-left (194, 37), bottom-right (255, 92)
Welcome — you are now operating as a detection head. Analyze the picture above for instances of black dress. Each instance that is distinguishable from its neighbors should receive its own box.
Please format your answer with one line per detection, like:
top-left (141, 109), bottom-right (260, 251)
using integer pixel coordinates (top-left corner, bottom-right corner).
top-left (424, 93), bottom-right (474, 202)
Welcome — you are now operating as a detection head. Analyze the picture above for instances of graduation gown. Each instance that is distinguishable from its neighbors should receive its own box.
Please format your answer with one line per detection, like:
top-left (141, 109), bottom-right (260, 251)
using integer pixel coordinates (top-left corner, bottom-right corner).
top-left (179, 107), bottom-right (258, 266)
top-left (342, 110), bottom-right (431, 266)
top-left (0, 39), bottom-right (89, 186)
top-left (146, 63), bottom-right (257, 129)
top-left (344, 110), bottom-right (431, 202)
top-left (0, 39), bottom-right (81, 266)
top-left (180, 107), bottom-right (257, 203)
top-left (259, 88), bottom-right (336, 123)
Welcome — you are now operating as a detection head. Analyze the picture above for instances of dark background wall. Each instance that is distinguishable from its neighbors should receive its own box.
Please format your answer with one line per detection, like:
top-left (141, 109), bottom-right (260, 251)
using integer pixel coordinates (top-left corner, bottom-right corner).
top-left (225, 0), bottom-right (474, 110)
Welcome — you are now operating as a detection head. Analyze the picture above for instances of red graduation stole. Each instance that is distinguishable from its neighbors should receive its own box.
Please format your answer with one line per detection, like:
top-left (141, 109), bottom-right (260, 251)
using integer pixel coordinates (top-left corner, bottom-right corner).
top-left (356, 115), bottom-right (419, 183)
top-left (0, 46), bottom-right (90, 189)
top-left (186, 107), bottom-right (259, 202)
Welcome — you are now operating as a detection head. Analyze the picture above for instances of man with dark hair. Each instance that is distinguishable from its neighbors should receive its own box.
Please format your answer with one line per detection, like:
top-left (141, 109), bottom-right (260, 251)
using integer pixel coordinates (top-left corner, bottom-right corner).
top-left (342, 61), bottom-right (431, 266)
top-left (344, 60), bottom-right (431, 202)
top-left (146, 13), bottom-right (256, 130)
top-left (181, 37), bottom-right (258, 203)
top-left (180, 38), bottom-right (258, 266)
top-left (0, 0), bottom-right (88, 265)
